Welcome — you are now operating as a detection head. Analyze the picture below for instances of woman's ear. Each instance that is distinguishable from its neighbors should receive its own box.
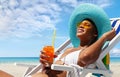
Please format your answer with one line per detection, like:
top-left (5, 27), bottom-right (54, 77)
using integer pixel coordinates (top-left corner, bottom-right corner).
top-left (94, 33), bottom-right (98, 37)
top-left (93, 29), bottom-right (98, 37)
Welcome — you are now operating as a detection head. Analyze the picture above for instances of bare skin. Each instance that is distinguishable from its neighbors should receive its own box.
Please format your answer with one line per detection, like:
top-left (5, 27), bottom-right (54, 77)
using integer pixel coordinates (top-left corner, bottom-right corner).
top-left (0, 70), bottom-right (13, 77)
top-left (31, 20), bottom-right (116, 77)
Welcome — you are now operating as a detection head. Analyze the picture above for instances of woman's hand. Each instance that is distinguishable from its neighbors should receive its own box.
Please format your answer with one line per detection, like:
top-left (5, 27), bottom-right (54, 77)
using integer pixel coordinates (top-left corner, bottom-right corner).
top-left (103, 28), bottom-right (116, 41)
top-left (40, 50), bottom-right (52, 67)
top-left (40, 50), bottom-right (57, 67)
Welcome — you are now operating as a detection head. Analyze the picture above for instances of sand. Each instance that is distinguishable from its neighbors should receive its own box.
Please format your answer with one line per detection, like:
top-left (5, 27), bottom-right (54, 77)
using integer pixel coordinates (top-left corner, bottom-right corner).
top-left (0, 63), bottom-right (120, 77)
top-left (0, 63), bottom-right (27, 77)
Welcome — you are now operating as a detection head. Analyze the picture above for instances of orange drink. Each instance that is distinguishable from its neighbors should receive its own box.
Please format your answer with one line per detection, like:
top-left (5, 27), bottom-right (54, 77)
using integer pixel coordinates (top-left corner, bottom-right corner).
top-left (43, 46), bottom-right (54, 63)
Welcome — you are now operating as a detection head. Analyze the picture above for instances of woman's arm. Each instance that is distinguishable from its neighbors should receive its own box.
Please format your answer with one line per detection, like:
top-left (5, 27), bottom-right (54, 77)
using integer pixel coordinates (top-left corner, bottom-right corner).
top-left (77, 29), bottom-right (116, 67)
top-left (0, 70), bottom-right (13, 77)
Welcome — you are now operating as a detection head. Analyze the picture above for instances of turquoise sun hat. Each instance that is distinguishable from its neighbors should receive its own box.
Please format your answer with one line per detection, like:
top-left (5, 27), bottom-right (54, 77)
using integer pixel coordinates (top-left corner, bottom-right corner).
top-left (69, 3), bottom-right (111, 47)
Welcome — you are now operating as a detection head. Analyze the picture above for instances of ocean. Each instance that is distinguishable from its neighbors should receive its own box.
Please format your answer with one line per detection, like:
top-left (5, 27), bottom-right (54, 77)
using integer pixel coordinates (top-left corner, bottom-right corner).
top-left (0, 57), bottom-right (120, 64)
top-left (0, 57), bottom-right (39, 64)
top-left (110, 57), bottom-right (120, 63)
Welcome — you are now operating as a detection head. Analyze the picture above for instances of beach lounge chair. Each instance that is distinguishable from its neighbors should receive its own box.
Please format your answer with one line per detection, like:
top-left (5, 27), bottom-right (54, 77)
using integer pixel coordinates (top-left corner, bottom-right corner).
top-left (15, 18), bottom-right (120, 77)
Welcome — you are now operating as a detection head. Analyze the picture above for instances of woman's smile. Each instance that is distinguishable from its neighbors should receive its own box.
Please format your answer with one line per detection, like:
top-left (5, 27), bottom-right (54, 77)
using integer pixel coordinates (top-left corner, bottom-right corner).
top-left (77, 28), bottom-right (84, 33)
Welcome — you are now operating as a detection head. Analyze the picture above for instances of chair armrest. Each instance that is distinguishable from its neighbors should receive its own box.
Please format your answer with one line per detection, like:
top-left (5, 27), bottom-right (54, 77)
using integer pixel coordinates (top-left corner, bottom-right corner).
top-left (14, 63), bottom-right (37, 67)
top-left (51, 64), bottom-right (74, 72)
top-left (14, 63), bottom-right (42, 76)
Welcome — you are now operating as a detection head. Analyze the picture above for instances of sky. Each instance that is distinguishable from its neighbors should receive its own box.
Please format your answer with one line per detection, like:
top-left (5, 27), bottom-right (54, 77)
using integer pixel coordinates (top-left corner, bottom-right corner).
top-left (0, 0), bottom-right (120, 57)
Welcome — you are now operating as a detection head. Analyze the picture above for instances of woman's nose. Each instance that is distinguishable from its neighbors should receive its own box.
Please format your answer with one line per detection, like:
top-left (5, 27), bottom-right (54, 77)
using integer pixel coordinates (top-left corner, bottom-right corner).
top-left (79, 25), bottom-right (84, 28)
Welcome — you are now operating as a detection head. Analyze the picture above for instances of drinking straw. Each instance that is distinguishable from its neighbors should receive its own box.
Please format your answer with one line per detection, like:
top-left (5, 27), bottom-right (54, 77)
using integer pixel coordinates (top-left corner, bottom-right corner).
top-left (52, 29), bottom-right (56, 47)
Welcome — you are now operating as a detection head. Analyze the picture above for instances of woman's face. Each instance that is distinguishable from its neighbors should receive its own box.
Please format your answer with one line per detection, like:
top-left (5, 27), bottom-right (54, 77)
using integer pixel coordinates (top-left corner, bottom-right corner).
top-left (76, 20), bottom-right (97, 39)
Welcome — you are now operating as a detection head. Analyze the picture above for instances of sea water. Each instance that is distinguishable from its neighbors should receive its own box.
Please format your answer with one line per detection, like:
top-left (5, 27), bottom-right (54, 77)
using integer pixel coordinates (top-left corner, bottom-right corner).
top-left (110, 57), bottom-right (120, 63)
top-left (0, 57), bottom-right (120, 64)
top-left (0, 57), bottom-right (39, 64)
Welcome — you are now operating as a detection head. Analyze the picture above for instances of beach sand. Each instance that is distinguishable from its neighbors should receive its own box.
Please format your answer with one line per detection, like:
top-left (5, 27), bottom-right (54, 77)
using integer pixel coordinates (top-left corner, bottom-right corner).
top-left (0, 63), bottom-right (27, 77)
top-left (0, 63), bottom-right (120, 77)
top-left (110, 63), bottom-right (120, 77)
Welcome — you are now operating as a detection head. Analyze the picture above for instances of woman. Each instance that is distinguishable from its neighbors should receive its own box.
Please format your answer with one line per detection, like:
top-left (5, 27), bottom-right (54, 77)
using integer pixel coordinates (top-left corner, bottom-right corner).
top-left (31, 3), bottom-right (116, 77)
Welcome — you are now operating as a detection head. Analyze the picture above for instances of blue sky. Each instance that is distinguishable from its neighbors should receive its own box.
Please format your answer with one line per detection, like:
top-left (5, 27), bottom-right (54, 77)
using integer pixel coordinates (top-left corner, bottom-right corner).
top-left (0, 0), bottom-right (120, 57)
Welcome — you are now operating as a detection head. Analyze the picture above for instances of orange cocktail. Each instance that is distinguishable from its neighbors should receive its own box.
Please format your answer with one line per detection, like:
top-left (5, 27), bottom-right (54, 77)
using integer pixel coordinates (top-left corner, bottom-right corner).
top-left (43, 46), bottom-right (54, 63)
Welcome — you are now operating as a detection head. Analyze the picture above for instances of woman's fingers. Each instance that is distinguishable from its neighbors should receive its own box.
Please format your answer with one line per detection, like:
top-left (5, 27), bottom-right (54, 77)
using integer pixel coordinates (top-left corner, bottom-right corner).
top-left (40, 58), bottom-right (47, 64)
top-left (40, 58), bottom-right (51, 67)
top-left (40, 54), bottom-right (50, 58)
top-left (103, 29), bottom-right (116, 41)
top-left (40, 54), bottom-right (50, 64)
top-left (54, 55), bottom-right (57, 58)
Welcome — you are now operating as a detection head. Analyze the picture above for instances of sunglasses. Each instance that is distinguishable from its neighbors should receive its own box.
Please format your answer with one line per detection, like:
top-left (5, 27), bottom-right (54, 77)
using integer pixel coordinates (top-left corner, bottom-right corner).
top-left (76, 22), bottom-right (92, 29)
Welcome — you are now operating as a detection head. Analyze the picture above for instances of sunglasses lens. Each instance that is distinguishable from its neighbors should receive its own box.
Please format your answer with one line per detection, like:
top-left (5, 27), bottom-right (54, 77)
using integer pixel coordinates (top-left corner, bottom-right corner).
top-left (84, 25), bottom-right (90, 28)
top-left (77, 22), bottom-right (81, 27)
top-left (77, 22), bottom-right (91, 29)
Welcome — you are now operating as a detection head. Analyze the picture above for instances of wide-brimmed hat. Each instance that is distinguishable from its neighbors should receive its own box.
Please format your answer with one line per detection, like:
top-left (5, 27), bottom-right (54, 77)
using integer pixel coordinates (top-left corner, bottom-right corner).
top-left (69, 3), bottom-right (111, 47)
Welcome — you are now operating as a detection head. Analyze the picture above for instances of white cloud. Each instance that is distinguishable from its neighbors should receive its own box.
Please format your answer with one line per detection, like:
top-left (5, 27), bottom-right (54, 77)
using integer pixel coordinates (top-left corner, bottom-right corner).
top-left (9, 0), bottom-right (19, 9)
top-left (58, 0), bottom-right (112, 8)
top-left (59, 0), bottom-right (78, 7)
top-left (110, 48), bottom-right (120, 57)
top-left (111, 48), bottom-right (120, 53)
top-left (0, 0), bottom-right (61, 39)
top-left (96, 0), bottom-right (112, 8)
top-left (0, 0), bottom-right (112, 39)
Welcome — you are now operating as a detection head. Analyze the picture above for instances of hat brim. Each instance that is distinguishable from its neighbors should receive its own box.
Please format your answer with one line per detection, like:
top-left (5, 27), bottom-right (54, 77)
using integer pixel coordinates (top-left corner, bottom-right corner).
top-left (69, 3), bottom-right (111, 47)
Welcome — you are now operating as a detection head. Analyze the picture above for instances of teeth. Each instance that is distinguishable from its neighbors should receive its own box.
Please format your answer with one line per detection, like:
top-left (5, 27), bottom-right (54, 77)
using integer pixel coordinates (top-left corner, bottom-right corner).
top-left (78, 29), bottom-right (84, 32)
